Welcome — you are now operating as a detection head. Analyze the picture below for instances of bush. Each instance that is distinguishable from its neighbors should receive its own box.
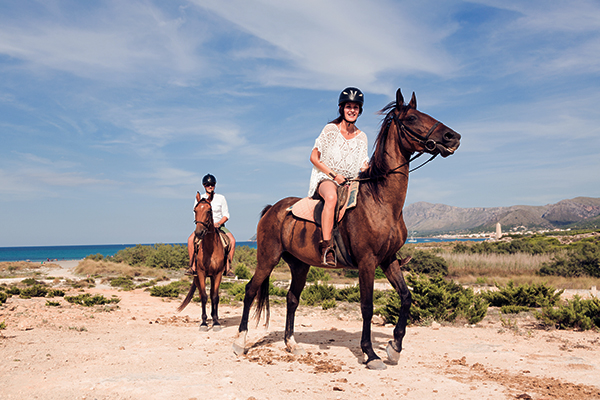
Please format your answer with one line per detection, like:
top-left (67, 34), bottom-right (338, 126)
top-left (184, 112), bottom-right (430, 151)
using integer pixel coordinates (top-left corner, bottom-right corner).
top-left (301, 283), bottom-right (336, 306)
top-left (500, 305), bottom-right (530, 314)
top-left (538, 241), bottom-right (600, 278)
top-left (47, 289), bottom-right (65, 297)
top-left (20, 284), bottom-right (48, 299)
top-left (306, 267), bottom-right (330, 282)
top-left (110, 276), bottom-right (135, 290)
top-left (536, 296), bottom-right (600, 330)
top-left (148, 280), bottom-right (190, 297)
top-left (377, 275), bottom-right (487, 325)
top-left (481, 281), bottom-right (563, 308)
top-left (335, 285), bottom-right (360, 303)
top-left (404, 250), bottom-right (448, 276)
top-left (453, 237), bottom-right (561, 255)
top-left (147, 244), bottom-right (188, 269)
top-left (65, 293), bottom-right (120, 306)
top-left (85, 253), bottom-right (104, 261)
top-left (0, 291), bottom-right (7, 304)
top-left (6, 286), bottom-right (20, 295)
top-left (234, 263), bottom-right (252, 280)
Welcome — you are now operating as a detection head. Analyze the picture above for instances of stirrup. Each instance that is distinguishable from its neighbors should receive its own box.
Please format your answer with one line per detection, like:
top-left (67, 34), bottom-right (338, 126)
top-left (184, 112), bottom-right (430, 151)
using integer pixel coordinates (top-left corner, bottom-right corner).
top-left (320, 240), bottom-right (336, 267)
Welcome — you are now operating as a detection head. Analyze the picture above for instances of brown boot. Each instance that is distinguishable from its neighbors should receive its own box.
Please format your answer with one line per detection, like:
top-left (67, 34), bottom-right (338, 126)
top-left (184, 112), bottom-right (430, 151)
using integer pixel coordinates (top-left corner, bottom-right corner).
top-left (319, 239), bottom-right (336, 267)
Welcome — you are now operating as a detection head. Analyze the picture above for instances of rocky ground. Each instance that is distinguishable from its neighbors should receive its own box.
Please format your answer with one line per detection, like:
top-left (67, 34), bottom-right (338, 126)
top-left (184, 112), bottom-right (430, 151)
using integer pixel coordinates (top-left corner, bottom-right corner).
top-left (1, 261), bottom-right (599, 400)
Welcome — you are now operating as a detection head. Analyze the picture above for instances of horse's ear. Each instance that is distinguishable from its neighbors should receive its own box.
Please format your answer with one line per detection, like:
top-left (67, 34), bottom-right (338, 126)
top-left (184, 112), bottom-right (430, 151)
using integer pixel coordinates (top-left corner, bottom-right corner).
top-left (395, 88), bottom-right (404, 109)
top-left (408, 92), bottom-right (417, 109)
top-left (196, 191), bottom-right (201, 202)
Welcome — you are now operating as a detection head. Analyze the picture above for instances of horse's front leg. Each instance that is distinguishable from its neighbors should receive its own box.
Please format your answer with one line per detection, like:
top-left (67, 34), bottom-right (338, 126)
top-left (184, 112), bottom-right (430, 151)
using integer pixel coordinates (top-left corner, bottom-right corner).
top-left (282, 258), bottom-right (310, 355)
top-left (382, 256), bottom-right (412, 364)
top-left (209, 274), bottom-right (222, 332)
top-left (358, 266), bottom-right (386, 370)
top-left (197, 274), bottom-right (209, 331)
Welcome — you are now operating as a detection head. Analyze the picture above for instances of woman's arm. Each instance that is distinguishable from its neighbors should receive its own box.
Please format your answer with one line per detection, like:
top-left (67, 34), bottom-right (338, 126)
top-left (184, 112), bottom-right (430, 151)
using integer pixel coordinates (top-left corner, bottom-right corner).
top-left (310, 148), bottom-right (346, 185)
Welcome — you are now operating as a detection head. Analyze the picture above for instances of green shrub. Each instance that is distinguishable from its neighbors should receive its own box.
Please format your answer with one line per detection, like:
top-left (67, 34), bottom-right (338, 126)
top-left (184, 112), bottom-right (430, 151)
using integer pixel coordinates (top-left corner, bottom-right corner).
top-left (47, 289), bottom-right (65, 297)
top-left (404, 250), bottom-right (448, 276)
top-left (0, 291), bottom-right (7, 304)
top-left (321, 299), bottom-right (337, 310)
top-left (46, 301), bottom-right (61, 307)
top-left (453, 236), bottom-right (561, 255)
top-left (301, 283), bottom-right (336, 306)
top-left (21, 278), bottom-right (44, 286)
top-left (335, 285), bottom-right (360, 303)
top-left (110, 276), bottom-right (135, 290)
top-left (111, 244), bottom-right (154, 266)
top-left (539, 241), bottom-right (600, 277)
top-left (85, 253), bottom-right (104, 261)
top-left (481, 281), bottom-right (563, 308)
top-left (535, 296), bottom-right (600, 330)
top-left (0, 321), bottom-right (6, 330)
top-left (233, 246), bottom-right (258, 270)
top-left (147, 244), bottom-right (188, 269)
top-left (223, 281), bottom-right (247, 301)
top-left (148, 280), bottom-right (190, 297)
top-left (234, 263), bottom-right (252, 280)
top-left (377, 275), bottom-right (487, 325)
top-left (306, 267), bottom-right (330, 282)
top-left (6, 286), bottom-right (20, 295)
top-left (20, 284), bottom-right (48, 299)
top-left (500, 305), bottom-right (530, 314)
top-left (65, 293), bottom-right (120, 306)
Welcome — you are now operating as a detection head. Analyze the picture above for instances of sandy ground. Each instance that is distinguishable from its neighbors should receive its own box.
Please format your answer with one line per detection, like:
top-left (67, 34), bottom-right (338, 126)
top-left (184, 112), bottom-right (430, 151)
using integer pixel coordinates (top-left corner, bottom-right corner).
top-left (1, 261), bottom-right (600, 400)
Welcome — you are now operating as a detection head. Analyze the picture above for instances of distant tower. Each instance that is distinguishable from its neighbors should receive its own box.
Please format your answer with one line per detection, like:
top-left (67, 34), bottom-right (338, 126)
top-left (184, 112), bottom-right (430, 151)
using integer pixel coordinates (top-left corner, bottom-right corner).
top-left (496, 223), bottom-right (502, 240)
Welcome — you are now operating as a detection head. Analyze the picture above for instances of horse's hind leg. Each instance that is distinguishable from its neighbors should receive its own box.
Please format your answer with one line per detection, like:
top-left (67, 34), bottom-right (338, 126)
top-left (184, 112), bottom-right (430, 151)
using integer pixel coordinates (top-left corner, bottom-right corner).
top-left (209, 274), bottom-right (222, 332)
top-left (281, 254), bottom-right (310, 355)
top-left (233, 243), bottom-right (281, 355)
top-left (382, 256), bottom-right (412, 364)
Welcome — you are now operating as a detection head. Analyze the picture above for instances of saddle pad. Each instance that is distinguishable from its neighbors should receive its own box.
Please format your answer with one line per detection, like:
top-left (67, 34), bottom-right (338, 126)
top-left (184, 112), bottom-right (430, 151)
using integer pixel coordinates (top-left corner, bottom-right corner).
top-left (288, 198), bottom-right (320, 223)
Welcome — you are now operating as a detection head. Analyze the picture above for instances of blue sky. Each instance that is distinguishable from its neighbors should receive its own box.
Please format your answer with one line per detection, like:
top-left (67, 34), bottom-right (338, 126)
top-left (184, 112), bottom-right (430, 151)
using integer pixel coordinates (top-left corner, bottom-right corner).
top-left (1, 0), bottom-right (599, 246)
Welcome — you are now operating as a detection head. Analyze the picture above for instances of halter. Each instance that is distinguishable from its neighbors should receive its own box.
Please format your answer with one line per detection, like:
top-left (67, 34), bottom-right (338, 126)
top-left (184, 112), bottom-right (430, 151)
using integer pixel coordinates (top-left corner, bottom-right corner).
top-left (193, 200), bottom-right (213, 239)
top-left (349, 109), bottom-right (441, 182)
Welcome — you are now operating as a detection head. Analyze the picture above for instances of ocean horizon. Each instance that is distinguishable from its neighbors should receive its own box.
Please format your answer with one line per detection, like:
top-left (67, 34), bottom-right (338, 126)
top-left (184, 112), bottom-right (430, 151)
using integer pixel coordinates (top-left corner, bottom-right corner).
top-left (0, 238), bottom-right (485, 262)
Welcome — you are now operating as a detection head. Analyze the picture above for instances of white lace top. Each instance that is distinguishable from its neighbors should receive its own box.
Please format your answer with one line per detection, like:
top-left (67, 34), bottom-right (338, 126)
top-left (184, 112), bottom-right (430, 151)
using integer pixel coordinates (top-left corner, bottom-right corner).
top-left (308, 123), bottom-right (369, 196)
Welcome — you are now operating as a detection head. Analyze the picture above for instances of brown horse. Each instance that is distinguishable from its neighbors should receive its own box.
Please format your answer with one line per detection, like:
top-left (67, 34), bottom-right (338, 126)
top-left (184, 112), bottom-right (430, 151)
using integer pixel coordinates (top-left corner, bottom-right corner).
top-left (177, 192), bottom-right (227, 331)
top-left (232, 88), bottom-right (461, 369)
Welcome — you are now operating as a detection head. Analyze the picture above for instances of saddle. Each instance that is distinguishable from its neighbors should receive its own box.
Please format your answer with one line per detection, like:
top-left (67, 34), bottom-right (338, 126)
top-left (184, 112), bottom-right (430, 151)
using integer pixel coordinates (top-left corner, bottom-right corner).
top-left (193, 228), bottom-right (231, 256)
top-left (286, 180), bottom-right (360, 267)
top-left (287, 180), bottom-right (359, 225)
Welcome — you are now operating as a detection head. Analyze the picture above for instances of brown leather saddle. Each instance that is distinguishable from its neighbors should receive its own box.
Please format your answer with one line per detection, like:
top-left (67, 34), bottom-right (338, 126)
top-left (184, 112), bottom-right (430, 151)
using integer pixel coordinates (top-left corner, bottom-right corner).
top-left (287, 181), bottom-right (360, 267)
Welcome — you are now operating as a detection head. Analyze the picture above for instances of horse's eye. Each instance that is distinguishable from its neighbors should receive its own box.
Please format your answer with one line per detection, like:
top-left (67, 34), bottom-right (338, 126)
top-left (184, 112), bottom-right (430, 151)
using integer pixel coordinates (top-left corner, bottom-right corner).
top-left (406, 115), bottom-right (417, 123)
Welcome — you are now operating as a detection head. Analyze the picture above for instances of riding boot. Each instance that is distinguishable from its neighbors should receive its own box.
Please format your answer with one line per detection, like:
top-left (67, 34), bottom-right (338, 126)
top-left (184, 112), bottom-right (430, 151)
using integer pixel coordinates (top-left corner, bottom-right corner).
top-left (319, 239), bottom-right (336, 267)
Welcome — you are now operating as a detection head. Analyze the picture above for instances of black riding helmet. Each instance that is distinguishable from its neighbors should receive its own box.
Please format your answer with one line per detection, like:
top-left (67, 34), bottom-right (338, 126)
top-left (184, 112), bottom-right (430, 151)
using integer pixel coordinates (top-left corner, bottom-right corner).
top-left (338, 87), bottom-right (364, 116)
top-left (202, 174), bottom-right (217, 186)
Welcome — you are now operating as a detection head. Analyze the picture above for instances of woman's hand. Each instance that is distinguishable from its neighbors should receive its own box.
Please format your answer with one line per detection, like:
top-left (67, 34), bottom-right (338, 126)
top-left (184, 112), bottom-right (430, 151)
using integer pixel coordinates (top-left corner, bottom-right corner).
top-left (334, 174), bottom-right (347, 186)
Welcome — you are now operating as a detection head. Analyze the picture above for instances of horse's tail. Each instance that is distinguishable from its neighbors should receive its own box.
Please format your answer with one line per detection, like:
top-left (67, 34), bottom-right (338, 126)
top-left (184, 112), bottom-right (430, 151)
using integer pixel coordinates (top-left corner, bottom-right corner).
top-left (253, 275), bottom-right (271, 328)
top-left (176, 276), bottom-right (197, 313)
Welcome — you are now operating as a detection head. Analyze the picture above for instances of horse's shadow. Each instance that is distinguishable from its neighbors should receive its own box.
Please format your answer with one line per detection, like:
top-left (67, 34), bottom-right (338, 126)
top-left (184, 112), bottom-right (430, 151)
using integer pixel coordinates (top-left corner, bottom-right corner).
top-left (246, 327), bottom-right (395, 366)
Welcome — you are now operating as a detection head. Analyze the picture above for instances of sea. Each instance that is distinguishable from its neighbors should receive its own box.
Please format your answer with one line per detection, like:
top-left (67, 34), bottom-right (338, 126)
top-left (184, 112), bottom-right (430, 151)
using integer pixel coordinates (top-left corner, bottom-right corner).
top-left (0, 238), bottom-right (484, 262)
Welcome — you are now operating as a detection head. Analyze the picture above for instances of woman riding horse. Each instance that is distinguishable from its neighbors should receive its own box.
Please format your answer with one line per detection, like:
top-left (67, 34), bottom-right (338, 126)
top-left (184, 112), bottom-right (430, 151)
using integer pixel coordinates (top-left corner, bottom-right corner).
top-left (309, 87), bottom-right (369, 266)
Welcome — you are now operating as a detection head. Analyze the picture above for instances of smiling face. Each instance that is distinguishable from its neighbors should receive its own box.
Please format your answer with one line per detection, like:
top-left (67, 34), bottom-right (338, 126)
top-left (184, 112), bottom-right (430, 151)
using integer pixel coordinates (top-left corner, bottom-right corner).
top-left (342, 102), bottom-right (361, 123)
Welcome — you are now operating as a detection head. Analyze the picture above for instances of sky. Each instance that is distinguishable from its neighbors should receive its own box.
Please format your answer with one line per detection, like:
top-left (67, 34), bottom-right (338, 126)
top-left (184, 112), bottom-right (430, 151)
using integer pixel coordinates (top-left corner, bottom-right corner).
top-left (1, 0), bottom-right (599, 246)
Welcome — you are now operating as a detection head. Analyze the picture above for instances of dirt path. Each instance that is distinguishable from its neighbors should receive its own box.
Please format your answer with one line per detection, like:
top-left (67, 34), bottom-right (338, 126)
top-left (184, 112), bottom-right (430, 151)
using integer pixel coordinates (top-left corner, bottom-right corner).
top-left (1, 262), bottom-right (599, 400)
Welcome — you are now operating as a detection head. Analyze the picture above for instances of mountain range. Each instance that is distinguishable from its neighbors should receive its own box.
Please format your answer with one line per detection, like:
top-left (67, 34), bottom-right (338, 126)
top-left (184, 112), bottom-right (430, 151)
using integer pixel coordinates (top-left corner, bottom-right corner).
top-left (403, 197), bottom-right (600, 235)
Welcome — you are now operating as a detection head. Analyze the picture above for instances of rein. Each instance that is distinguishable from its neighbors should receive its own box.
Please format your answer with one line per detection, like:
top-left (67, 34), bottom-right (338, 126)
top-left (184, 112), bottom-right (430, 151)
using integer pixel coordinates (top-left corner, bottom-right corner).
top-left (349, 110), bottom-right (440, 182)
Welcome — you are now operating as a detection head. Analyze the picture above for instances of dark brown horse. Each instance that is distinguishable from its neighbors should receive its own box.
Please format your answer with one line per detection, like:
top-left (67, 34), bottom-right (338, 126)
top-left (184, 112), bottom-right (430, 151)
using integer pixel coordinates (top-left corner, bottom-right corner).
top-left (232, 88), bottom-right (461, 369)
top-left (177, 192), bottom-right (227, 331)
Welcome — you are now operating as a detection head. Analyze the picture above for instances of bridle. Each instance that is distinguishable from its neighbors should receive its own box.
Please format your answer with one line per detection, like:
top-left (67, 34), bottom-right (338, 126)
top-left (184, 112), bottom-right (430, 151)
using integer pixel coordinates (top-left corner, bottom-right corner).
top-left (350, 108), bottom-right (442, 182)
top-left (193, 201), bottom-right (213, 240)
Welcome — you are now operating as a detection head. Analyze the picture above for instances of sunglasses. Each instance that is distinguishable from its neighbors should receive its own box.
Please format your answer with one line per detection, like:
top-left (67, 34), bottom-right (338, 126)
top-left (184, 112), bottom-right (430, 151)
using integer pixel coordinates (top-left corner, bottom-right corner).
top-left (204, 184), bottom-right (215, 187)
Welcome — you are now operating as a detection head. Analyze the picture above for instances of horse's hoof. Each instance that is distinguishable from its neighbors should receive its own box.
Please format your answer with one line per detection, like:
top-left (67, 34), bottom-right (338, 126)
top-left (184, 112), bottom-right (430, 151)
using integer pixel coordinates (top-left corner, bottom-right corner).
top-left (232, 332), bottom-right (247, 356)
top-left (212, 324), bottom-right (222, 332)
top-left (199, 325), bottom-right (209, 332)
top-left (386, 341), bottom-right (401, 365)
top-left (232, 341), bottom-right (245, 356)
top-left (366, 358), bottom-right (387, 370)
top-left (286, 345), bottom-right (305, 355)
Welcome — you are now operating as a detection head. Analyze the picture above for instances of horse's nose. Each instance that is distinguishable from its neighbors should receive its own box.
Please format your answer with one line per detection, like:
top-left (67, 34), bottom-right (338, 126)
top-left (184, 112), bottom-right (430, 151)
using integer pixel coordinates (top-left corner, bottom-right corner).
top-left (444, 130), bottom-right (461, 141)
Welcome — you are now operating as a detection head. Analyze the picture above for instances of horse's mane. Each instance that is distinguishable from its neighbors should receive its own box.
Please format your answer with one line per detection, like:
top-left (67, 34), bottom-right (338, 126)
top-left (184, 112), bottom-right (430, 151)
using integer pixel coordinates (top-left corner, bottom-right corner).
top-left (358, 100), bottom-right (406, 202)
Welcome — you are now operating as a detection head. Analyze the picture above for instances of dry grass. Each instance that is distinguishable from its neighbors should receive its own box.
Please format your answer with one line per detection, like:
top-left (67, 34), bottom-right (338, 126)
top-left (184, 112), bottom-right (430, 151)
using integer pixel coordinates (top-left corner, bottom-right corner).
top-left (0, 261), bottom-right (60, 277)
top-left (73, 259), bottom-right (169, 279)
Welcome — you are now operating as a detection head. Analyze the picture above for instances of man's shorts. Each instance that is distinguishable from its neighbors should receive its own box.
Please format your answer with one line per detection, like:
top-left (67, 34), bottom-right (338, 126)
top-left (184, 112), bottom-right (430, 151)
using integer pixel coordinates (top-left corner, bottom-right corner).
top-left (219, 225), bottom-right (231, 234)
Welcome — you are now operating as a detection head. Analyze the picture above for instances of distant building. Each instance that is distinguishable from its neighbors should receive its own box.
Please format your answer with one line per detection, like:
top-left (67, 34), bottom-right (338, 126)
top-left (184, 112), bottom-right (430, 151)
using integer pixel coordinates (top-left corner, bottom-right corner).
top-left (496, 223), bottom-right (502, 240)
